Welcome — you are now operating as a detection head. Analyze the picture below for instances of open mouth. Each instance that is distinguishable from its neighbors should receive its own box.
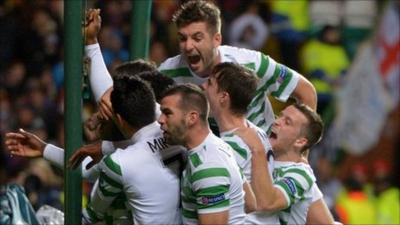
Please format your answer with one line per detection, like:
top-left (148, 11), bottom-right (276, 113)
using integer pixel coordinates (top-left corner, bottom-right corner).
top-left (269, 130), bottom-right (277, 140)
top-left (187, 55), bottom-right (201, 65)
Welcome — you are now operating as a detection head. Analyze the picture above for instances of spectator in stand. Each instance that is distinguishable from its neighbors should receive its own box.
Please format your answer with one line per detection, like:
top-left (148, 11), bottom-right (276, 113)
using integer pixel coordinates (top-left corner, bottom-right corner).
top-left (335, 163), bottom-right (376, 225)
top-left (228, 1), bottom-right (269, 50)
top-left (372, 159), bottom-right (400, 225)
top-left (270, 0), bottom-right (310, 71)
top-left (301, 25), bottom-right (349, 114)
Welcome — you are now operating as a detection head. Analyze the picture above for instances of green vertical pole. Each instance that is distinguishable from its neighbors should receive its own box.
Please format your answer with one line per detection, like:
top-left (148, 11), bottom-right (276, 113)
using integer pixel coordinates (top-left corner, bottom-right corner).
top-left (64, 1), bottom-right (83, 224)
top-left (130, 0), bottom-right (152, 60)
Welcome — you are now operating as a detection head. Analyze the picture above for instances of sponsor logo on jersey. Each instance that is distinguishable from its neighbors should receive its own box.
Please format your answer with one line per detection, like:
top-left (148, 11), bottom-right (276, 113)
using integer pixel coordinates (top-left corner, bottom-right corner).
top-left (200, 193), bottom-right (225, 205)
top-left (277, 65), bottom-right (288, 84)
top-left (282, 177), bottom-right (296, 195)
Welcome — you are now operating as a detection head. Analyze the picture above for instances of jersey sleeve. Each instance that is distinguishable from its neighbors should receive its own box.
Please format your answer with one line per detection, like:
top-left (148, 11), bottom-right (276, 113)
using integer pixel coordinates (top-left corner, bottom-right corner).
top-left (274, 167), bottom-right (315, 208)
top-left (85, 153), bottom-right (124, 222)
top-left (191, 163), bottom-right (231, 215)
top-left (85, 43), bottom-right (113, 102)
top-left (255, 54), bottom-right (300, 102)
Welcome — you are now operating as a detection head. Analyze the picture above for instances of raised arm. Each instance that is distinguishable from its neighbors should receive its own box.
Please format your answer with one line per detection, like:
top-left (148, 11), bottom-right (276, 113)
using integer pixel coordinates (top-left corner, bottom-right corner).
top-left (235, 127), bottom-right (287, 212)
top-left (84, 9), bottom-right (113, 119)
top-left (291, 76), bottom-right (317, 111)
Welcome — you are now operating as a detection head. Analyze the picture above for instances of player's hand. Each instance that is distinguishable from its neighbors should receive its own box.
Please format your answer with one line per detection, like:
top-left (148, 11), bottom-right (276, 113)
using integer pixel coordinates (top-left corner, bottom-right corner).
top-left (5, 129), bottom-right (47, 157)
top-left (234, 127), bottom-right (264, 153)
top-left (68, 142), bottom-right (103, 169)
top-left (84, 8), bottom-right (101, 45)
top-left (98, 88), bottom-right (113, 120)
top-left (83, 112), bottom-right (102, 142)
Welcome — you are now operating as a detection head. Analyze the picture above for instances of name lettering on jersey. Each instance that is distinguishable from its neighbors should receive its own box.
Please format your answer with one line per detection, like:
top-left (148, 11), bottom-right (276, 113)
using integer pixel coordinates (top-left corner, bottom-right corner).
top-left (147, 137), bottom-right (168, 153)
top-left (200, 193), bottom-right (226, 205)
top-left (282, 177), bottom-right (297, 195)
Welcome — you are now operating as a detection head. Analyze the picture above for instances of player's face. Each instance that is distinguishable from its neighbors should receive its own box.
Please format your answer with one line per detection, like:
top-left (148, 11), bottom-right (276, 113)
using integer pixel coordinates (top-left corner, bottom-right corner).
top-left (158, 94), bottom-right (188, 146)
top-left (201, 73), bottom-right (222, 117)
top-left (269, 106), bottom-right (308, 153)
top-left (177, 22), bottom-right (221, 78)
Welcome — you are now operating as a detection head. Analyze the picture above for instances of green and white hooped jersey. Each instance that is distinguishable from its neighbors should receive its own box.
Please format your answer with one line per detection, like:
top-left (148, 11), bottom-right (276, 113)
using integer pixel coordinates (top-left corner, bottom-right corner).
top-left (220, 120), bottom-right (273, 182)
top-left (159, 45), bottom-right (300, 130)
top-left (220, 121), bottom-right (279, 224)
top-left (85, 122), bottom-right (183, 225)
top-left (273, 161), bottom-right (317, 225)
top-left (181, 133), bottom-right (245, 225)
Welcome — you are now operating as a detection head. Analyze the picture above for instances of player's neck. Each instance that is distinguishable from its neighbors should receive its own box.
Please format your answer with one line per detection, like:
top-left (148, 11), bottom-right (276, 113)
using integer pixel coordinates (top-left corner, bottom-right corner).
top-left (274, 148), bottom-right (302, 163)
top-left (185, 124), bottom-right (210, 150)
top-left (217, 113), bottom-right (247, 133)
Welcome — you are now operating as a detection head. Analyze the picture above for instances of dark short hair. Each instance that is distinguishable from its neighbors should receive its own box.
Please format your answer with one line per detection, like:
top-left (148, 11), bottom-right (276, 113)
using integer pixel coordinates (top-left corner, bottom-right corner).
top-left (172, 0), bottom-right (221, 34)
top-left (137, 71), bottom-right (175, 102)
top-left (293, 103), bottom-right (324, 152)
top-left (112, 59), bottom-right (157, 80)
top-left (161, 84), bottom-right (209, 123)
top-left (111, 76), bottom-right (155, 129)
top-left (212, 62), bottom-right (258, 115)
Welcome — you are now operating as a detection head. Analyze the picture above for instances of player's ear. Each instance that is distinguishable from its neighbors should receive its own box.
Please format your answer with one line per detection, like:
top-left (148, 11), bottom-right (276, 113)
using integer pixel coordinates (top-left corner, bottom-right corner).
top-left (294, 137), bottom-right (308, 151)
top-left (220, 91), bottom-right (229, 104)
top-left (186, 111), bottom-right (199, 126)
top-left (213, 32), bottom-right (222, 46)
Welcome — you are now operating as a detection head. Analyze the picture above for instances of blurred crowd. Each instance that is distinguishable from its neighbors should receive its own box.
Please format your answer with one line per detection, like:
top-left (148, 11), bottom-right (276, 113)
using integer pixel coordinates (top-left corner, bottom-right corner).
top-left (0, 0), bottom-right (398, 224)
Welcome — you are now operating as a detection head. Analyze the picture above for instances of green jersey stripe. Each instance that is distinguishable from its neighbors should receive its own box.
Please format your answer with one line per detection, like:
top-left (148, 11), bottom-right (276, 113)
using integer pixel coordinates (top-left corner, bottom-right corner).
top-left (291, 178), bottom-right (306, 197)
top-left (98, 180), bottom-right (121, 197)
top-left (276, 181), bottom-right (295, 205)
top-left (226, 141), bottom-right (248, 160)
top-left (282, 168), bottom-right (313, 187)
top-left (110, 193), bottom-right (127, 209)
top-left (196, 185), bottom-right (229, 196)
top-left (197, 199), bottom-right (230, 210)
top-left (190, 168), bottom-right (230, 183)
top-left (247, 101), bottom-right (266, 121)
top-left (100, 172), bottom-right (123, 189)
top-left (161, 67), bottom-right (192, 78)
top-left (182, 186), bottom-right (196, 201)
top-left (181, 195), bottom-right (196, 203)
top-left (282, 207), bottom-right (291, 213)
top-left (256, 54), bottom-right (269, 78)
top-left (271, 70), bottom-right (293, 97)
top-left (182, 209), bottom-right (198, 219)
top-left (279, 217), bottom-right (288, 225)
top-left (243, 62), bottom-right (256, 71)
top-left (189, 153), bottom-right (202, 168)
top-left (103, 155), bottom-right (122, 176)
top-left (223, 132), bottom-right (235, 138)
top-left (256, 118), bottom-right (266, 128)
top-left (249, 68), bottom-right (279, 109)
top-left (87, 206), bottom-right (101, 222)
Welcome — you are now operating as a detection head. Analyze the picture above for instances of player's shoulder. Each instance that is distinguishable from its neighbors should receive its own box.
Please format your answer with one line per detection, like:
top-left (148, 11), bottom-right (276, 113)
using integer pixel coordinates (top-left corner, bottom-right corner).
top-left (276, 162), bottom-right (316, 184)
top-left (158, 54), bottom-right (185, 71)
top-left (221, 132), bottom-right (249, 155)
top-left (219, 45), bottom-right (262, 64)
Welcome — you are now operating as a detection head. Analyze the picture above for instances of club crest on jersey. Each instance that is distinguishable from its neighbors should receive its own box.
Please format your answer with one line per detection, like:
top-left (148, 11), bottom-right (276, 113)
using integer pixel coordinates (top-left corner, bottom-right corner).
top-left (200, 193), bottom-right (225, 205)
top-left (277, 65), bottom-right (288, 84)
top-left (282, 178), bottom-right (297, 195)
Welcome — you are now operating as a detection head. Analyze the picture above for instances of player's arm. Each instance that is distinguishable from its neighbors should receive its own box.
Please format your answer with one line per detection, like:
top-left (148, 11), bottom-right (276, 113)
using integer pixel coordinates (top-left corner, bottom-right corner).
top-left (235, 127), bottom-right (287, 212)
top-left (291, 76), bottom-right (317, 111)
top-left (193, 164), bottom-right (231, 225)
top-left (198, 211), bottom-right (228, 225)
top-left (243, 180), bottom-right (256, 213)
top-left (84, 9), bottom-right (113, 119)
top-left (83, 154), bottom-right (124, 224)
top-left (307, 198), bottom-right (335, 225)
